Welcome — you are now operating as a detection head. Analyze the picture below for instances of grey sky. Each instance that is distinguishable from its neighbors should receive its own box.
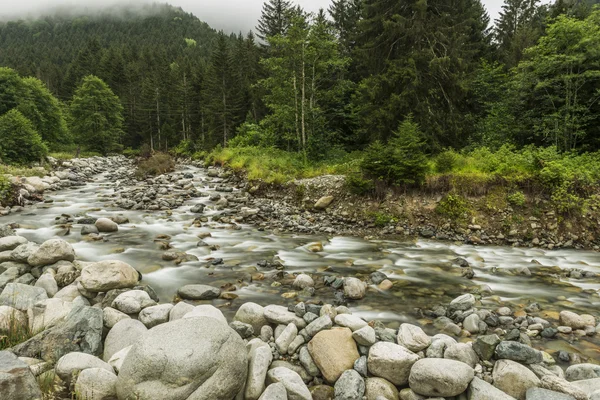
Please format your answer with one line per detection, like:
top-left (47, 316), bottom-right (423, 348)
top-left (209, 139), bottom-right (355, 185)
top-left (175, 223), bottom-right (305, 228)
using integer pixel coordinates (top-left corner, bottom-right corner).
top-left (0, 0), bottom-right (549, 33)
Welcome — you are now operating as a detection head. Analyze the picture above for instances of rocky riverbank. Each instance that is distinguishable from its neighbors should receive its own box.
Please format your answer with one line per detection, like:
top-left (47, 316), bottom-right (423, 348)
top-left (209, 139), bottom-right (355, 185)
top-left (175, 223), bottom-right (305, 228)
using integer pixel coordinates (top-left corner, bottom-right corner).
top-left (0, 232), bottom-right (599, 399)
top-left (215, 167), bottom-right (600, 252)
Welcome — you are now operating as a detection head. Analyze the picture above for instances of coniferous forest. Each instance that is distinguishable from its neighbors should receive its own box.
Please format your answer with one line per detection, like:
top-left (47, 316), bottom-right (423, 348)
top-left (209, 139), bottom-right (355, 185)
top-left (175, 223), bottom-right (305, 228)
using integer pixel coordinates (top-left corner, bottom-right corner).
top-left (2, 0), bottom-right (600, 208)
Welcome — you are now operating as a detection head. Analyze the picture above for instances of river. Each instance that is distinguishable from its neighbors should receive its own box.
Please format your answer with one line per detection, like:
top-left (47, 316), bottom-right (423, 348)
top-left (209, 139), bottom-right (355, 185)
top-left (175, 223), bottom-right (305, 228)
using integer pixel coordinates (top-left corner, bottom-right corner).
top-left (5, 163), bottom-right (600, 356)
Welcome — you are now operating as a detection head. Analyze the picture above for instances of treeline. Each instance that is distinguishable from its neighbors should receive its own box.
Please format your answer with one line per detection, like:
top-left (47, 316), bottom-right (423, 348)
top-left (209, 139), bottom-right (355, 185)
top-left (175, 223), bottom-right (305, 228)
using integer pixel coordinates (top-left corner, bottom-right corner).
top-left (2, 0), bottom-right (600, 163)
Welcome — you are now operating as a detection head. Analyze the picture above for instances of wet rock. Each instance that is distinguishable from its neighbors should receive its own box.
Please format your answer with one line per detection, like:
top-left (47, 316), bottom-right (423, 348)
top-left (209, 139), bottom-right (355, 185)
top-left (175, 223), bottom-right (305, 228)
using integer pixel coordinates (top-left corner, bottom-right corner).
top-left (293, 274), bottom-right (314, 289)
top-left (409, 358), bottom-right (474, 397)
top-left (334, 369), bottom-right (365, 400)
top-left (0, 350), bottom-right (43, 400)
top-left (367, 341), bottom-right (419, 386)
top-left (464, 313), bottom-right (481, 333)
top-left (559, 311), bottom-right (586, 330)
top-left (397, 323), bottom-right (431, 352)
top-left (448, 293), bottom-right (476, 312)
top-left (81, 225), bottom-right (99, 235)
top-left (308, 327), bottom-right (360, 383)
top-left (177, 284), bottom-right (221, 300)
top-left (370, 271), bottom-right (388, 285)
top-left (495, 341), bottom-right (543, 364)
top-left (80, 260), bottom-right (140, 292)
top-left (28, 238), bottom-right (75, 267)
top-left (493, 359), bottom-right (541, 400)
top-left (116, 317), bottom-right (248, 400)
top-left (95, 218), bottom-right (118, 232)
top-left (343, 277), bottom-right (367, 300)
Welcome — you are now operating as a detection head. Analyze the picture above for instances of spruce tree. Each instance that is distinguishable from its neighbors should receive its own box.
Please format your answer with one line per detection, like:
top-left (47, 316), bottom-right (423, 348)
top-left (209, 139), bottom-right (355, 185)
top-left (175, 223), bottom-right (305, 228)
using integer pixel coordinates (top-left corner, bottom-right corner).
top-left (494, 0), bottom-right (542, 67)
top-left (328, 0), bottom-right (362, 56)
top-left (256, 0), bottom-right (294, 42)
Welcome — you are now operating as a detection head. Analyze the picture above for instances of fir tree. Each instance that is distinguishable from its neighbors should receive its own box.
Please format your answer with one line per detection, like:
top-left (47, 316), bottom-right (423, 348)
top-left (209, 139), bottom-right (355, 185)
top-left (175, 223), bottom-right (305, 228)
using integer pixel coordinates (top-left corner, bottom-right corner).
top-left (256, 0), bottom-right (294, 42)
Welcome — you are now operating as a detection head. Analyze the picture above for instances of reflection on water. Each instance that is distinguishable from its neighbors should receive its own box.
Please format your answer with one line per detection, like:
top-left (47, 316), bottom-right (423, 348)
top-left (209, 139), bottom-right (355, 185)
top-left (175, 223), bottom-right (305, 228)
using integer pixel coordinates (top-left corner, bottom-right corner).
top-left (3, 166), bottom-right (600, 352)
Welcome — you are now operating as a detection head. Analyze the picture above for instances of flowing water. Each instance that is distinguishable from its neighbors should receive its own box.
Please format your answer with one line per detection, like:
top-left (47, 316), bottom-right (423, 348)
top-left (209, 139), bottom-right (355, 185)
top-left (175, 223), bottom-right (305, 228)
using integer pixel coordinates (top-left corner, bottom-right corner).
top-left (4, 165), bottom-right (600, 355)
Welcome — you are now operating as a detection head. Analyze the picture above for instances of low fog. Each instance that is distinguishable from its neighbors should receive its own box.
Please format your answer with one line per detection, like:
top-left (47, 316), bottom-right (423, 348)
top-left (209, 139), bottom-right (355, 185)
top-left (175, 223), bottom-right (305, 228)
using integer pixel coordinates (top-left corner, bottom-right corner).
top-left (0, 0), bottom-right (543, 33)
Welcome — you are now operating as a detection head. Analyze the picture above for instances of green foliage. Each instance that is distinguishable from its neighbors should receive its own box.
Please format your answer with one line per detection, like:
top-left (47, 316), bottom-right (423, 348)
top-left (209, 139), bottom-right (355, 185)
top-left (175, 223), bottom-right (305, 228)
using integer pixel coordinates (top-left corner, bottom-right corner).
top-left (229, 123), bottom-right (275, 148)
top-left (436, 194), bottom-right (471, 220)
top-left (370, 212), bottom-right (397, 227)
top-left (0, 109), bottom-right (48, 165)
top-left (136, 153), bottom-right (175, 178)
top-left (435, 149), bottom-right (458, 173)
top-left (345, 173), bottom-right (375, 196)
top-left (507, 191), bottom-right (526, 207)
top-left (0, 175), bottom-right (14, 206)
top-left (361, 117), bottom-right (429, 186)
top-left (70, 75), bottom-right (124, 155)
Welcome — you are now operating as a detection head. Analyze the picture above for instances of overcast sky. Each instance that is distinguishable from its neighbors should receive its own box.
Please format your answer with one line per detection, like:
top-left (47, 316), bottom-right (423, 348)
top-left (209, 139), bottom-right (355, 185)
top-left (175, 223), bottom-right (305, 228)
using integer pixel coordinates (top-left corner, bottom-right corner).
top-left (0, 0), bottom-right (547, 33)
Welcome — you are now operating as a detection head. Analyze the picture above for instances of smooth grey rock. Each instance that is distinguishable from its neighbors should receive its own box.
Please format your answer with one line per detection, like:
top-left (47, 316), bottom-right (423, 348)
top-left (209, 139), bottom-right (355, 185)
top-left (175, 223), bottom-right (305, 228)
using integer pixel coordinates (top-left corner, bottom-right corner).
top-left (102, 307), bottom-right (130, 329)
top-left (464, 313), bottom-right (481, 333)
top-left (267, 367), bottom-right (312, 400)
top-left (0, 236), bottom-right (28, 252)
top-left (0, 350), bottom-right (43, 400)
top-left (56, 352), bottom-right (114, 387)
top-left (264, 305), bottom-right (306, 328)
top-left (571, 378), bottom-right (600, 395)
top-left (367, 341), bottom-right (419, 386)
top-left (334, 314), bottom-right (368, 331)
top-left (293, 274), bottom-right (314, 289)
top-left (409, 358), bottom-right (474, 397)
top-left (230, 320), bottom-right (254, 339)
top-left (365, 377), bottom-right (399, 400)
top-left (246, 345), bottom-right (274, 400)
top-left (10, 242), bottom-right (38, 263)
top-left (493, 359), bottom-right (541, 400)
top-left (449, 294), bottom-right (476, 311)
top-left (234, 302), bottom-right (268, 332)
top-left (28, 298), bottom-right (73, 332)
top-left (103, 319), bottom-right (147, 362)
top-left (473, 334), bottom-right (500, 361)
top-left (426, 334), bottom-right (457, 358)
top-left (526, 388), bottom-right (575, 400)
top-left (183, 304), bottom-right (227, 324)
top-left (468, 376), bottom-right (516, 400)
top-left (305, 315), bottom-right (332, 337)
top-left (80, 260), bottom-right (140, 292)
top-left (107, 345), bottom-right (131, 375)
top-left (259, 383), bottom-right (288, 400)
top-left (444, 342), bottom-right (479, 368)
top-left (169, 301), bottom-right (194, 321)
top-left (116, 317), bottom-right (248, 400)
top-left (177, 284), bottom-right (220, 300)
top-left (334, 369), bottom-right (365, 400)
top-left (95, 218), bottom-right (118, 233)
top-left (75, 367), bottom-right (118, 400)
top-left (353, 325), bottom-right (377, 346)
top-left (276, 323), bottom-right (298, 354)
top-left (343, 277), bottom-right (367, 300)
top-left (0, 283), bottom-right (48, 311)
top-left (397, 323), bottom-right (431, 352)
top-left (27, 239), bottom-right (75, 267)
top-left (566, 364), bottom-right (600, 382)
top-left (299, 346), bottom-right (320, 377)
top-left (111, 290), bottom-right (156, 314)
top-left (138, 304), bottom-right (173, 328)
top-left (34, 273), bottom-right (58, 297)
top-left (0, 305), bottom-right (27, 333)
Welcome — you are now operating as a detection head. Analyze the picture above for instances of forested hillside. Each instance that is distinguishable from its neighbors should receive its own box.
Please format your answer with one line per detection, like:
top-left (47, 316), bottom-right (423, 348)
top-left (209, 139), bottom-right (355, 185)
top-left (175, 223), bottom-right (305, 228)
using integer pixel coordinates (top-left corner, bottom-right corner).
top-left (2, 0), bottom-right (600, 217)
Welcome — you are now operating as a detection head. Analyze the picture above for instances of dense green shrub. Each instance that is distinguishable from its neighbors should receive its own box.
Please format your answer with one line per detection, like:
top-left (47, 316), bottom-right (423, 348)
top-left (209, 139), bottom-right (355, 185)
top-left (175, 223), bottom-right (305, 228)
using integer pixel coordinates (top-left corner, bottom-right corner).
top-left (0, 175), bottom-right (14, 206)
top-left (436, 194), bottom-right (470, 220)
top-left (435, 149), bottom-right (458, 173)
top-left (0, 109), bottom-right (48, 165)
top-left (361, 117), bottom-right (429, 186)
top-left (345, 173), bottom-right (375, 196)
top-left (507, 191), bottom-right (526, 207)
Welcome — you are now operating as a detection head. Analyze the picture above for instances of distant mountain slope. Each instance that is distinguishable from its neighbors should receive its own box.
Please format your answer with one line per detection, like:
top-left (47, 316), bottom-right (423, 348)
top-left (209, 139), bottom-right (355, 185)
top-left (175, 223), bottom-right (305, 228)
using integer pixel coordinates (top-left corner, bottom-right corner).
top-left (0, 3), bottom-right (218, 95)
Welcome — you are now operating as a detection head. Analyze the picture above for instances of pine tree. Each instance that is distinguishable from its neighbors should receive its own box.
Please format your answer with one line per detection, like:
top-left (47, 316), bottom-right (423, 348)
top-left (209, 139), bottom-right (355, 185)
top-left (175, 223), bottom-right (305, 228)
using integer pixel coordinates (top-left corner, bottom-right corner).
top-left (494, 0), bottom-right (542, 67)
top-left (0, 109), bottom-right (48, 165)
top-left (328, 0), bottom-right (362, 56)
top-left (256, 0), bottom-right (294, 42)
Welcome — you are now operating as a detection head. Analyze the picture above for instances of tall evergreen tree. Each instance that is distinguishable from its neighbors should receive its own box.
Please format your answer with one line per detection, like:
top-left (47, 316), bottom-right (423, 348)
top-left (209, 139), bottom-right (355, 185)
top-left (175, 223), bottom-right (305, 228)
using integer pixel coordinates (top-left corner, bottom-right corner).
top-left (328, 0), bottom-right (362, 56)
top-left (494, 0), bottom-right (543, 67)
top-left (256, 0), bottom-right (294, 42)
